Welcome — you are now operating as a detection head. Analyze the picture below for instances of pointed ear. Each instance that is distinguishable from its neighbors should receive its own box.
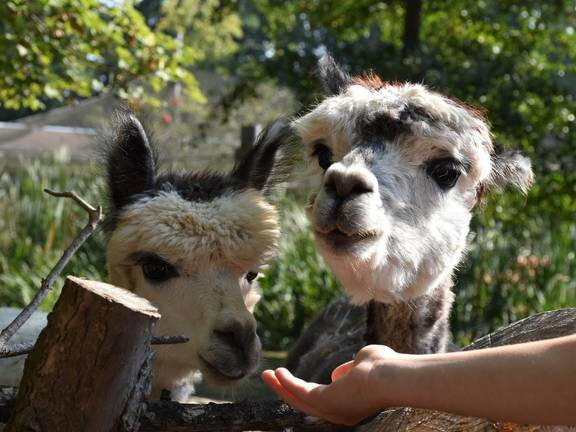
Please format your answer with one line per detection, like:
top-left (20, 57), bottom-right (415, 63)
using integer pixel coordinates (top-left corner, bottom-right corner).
top-left (230, 119), bottom-right (296, 192)
top-left (318, 54), bottom-right (353, 96)
top-left (485, 148), bottom-right (534, 194)
top-left (106, 112), bottom-right (157, 210)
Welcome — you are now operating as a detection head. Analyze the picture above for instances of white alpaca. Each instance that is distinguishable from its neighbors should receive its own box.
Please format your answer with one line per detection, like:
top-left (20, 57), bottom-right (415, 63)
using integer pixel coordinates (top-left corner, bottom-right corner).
top-left (287, 57), bottom-right (533, 380)
top-left (0, 113), bottom-right (294, 400)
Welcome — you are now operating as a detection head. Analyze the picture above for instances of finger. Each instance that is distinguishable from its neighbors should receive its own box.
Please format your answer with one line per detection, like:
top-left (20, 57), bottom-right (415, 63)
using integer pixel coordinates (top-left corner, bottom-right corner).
top-left (263, 370), bottom-right (361, 426)
top-left (274, 367), bottom-right (323, 399)
top-left (261, 369), bottom-right (281, 391)
top-left (331, 360), bottom-right (354, 382)
top-left (262, 370), bottom-right (327, 419)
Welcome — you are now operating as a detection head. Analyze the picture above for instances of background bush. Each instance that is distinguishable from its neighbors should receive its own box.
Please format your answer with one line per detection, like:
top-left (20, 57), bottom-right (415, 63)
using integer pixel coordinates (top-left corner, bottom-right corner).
top-left (1, 157), bottom-right (574, 351)
top-left (1, 1), bottom-right (575, 353)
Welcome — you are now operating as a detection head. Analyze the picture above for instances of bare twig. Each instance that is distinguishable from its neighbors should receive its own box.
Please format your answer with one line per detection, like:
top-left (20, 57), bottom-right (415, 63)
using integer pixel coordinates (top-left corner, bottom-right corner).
top-left (0, 336), bottom-right (190, 359)
top-left (0, 190), bottom-right (103, 356)
top-left (151, 335), bottom-right (190, 345)
top-left (0, 342), bottom-right (35, 359)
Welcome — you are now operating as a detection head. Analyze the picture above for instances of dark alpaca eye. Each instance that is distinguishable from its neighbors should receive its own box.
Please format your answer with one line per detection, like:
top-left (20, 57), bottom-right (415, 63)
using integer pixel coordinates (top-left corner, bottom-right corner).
top-left (312, 142), bottom-right (333, 170)
top-left (426, 157), bottom-right (462, 190)
top-left (245, 271), bottom-right (259, 283)
top-left (138, 255), bottom-right (178, 283)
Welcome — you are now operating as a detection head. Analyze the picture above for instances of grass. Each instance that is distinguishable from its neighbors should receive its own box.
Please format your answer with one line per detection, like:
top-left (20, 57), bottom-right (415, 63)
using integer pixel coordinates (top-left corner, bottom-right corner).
top-left (1, 157), bottom-right (574, 351)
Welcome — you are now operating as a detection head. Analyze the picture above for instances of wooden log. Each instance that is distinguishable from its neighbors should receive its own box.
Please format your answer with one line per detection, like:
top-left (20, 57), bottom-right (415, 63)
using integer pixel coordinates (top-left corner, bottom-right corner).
top-left (1, 309), bottom-right (574, 431)
top-left (5, 276), bottom-right (160, 432)
top-left (140, 399), bottom-right (351, 432)
top-left (358, 308), bottom-right (576, 432)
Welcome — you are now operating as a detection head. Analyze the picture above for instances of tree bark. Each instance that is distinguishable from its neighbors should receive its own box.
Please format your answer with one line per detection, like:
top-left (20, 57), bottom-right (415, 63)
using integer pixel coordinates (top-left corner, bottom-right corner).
top-left (5, 276), bottom-right (160, 432)
top-left (402, 0), bottom-right (422, 55)
top-left (140, 399), bottom-right (350, 431)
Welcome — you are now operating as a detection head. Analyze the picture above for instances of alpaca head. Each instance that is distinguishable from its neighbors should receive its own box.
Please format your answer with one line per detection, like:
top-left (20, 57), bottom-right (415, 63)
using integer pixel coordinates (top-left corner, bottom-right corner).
top-left (295, 56), bottom-right (533, 305)
top-left (104, 112), bottom-right (292, 393)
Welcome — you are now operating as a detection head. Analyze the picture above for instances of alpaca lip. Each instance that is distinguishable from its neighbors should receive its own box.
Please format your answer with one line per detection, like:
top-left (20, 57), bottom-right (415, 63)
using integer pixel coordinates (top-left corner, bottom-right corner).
top-left (315, 229), bottom-right (379, 251)
top-left (199, 355), bottom-right (246, 382)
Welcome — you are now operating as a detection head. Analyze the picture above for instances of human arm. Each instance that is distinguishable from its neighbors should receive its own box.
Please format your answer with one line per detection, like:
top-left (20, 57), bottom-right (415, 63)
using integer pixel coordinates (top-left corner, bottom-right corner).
top-left (261, 333), bottom-right (576, 426)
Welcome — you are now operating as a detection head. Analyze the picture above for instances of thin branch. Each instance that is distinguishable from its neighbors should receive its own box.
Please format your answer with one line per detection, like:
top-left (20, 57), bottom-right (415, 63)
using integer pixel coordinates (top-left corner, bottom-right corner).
top-left (0, 336), bottom-right (189, 359)
top-left (43, 189), bottom-right (101, 228)
top-left (0, 190), bottom-right (103, 354)
top-left (0, 342), bottom-right (35, 359)
top-left (151, 335), bottom-right (190, 345)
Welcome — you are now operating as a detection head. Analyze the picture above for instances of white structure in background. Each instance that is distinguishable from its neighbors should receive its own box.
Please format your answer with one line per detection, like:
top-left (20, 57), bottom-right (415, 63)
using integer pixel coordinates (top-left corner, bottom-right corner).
top-left (0, 121), bottom-right (96, 161)
top-left (0, 308), bottom-right (47, 387)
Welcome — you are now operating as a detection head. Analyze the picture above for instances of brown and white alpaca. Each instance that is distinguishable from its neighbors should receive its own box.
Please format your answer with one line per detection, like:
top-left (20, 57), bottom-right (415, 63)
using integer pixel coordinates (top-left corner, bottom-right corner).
top-left (104, 112), bottom-right (293, 398)
top-left (287, 56), bottom-right (533, 382)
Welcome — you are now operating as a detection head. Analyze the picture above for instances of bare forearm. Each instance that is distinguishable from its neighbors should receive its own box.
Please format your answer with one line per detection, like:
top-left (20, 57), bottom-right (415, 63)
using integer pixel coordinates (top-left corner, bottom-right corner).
top-left (380, 335), bottom-right (576, 425)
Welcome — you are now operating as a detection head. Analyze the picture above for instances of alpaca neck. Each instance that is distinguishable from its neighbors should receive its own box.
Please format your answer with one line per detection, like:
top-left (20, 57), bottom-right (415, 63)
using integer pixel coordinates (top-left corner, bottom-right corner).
top-left (363, 277), bottom-right (454, 353)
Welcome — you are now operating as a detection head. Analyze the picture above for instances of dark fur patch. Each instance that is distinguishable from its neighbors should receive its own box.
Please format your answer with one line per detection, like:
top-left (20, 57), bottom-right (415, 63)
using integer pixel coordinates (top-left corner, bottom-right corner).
top-left (102, 111), bottom-right (295, 231)
top-left (399, 104), bottom-right (434, 123)
top-left (155, 171), bottom-right (239, 203)
top-left (230, 119), bottom-right (298, 192)
top-left (317, 55), bottom-right (353, 96)
top-left (103, 110), bottom-right (158, 229)
top-left (361, 111), bottom-right (408, 142)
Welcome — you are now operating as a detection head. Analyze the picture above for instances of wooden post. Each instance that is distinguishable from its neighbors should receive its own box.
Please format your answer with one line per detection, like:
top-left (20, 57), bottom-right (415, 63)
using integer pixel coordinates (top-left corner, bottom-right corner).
top-left (5, 276), bottom-right (160, 432)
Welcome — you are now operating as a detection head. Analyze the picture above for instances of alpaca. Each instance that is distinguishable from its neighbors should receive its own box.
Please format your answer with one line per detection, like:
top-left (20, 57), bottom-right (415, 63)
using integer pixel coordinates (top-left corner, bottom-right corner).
top-left (104, 112), bottom-right (293, 398)
top-left (0, 114), bottom-right (294, 402)
top-left (286, 56), bottom-right (533, 382)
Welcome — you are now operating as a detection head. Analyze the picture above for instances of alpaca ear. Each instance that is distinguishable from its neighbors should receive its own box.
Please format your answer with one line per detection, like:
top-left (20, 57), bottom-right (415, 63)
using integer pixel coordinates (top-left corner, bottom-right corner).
top-left (231, 119), bottom-right (296, 192)
top-left (485, 149), bottom-right (534, 194)
top-left (318, 54), bottom-right (353, 96)
top-left (106, 112), bottom-right (157, 210)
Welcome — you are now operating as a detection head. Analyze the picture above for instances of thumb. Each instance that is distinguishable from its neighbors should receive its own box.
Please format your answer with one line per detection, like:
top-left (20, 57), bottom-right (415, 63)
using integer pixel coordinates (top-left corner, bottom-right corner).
top-left (331, 360), bottom-right (354, 382)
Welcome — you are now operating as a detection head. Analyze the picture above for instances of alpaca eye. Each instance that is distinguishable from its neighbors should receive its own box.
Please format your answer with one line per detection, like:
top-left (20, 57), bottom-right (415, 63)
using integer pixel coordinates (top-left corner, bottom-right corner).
top-left (312, 142), bottom-right (333, 170)
top-left (138, 255), bottom-right (178, 283)
top-left (245, 271), bottom-right (259, 283)
top-left (426, 157), bottom-right (462, 190)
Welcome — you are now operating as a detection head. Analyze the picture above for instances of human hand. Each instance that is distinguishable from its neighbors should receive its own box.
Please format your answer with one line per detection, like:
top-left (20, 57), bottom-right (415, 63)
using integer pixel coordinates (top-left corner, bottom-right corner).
top-left (261, 344), bottom-right (402, 426)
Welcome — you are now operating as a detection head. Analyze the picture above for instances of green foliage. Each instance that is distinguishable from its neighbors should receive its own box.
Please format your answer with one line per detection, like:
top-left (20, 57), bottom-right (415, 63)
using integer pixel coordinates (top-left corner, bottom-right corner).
top-left (0, 0), bottom-right (243, 111)
top-left (0, 160), bottom-right (575, 351)
top-left (0, 159), bottom-right (107, 309)
top-left (1, 1), bottom-right (576, 351)
top-left (255, 193), bottom-right (340, 351)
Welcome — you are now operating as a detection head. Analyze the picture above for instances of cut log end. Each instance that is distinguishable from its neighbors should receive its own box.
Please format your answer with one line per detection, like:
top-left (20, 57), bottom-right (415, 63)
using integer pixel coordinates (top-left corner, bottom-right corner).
top-left (67, 276), bottom-right (160, 319)
top-left (5, 277), bottom-right (160, 432)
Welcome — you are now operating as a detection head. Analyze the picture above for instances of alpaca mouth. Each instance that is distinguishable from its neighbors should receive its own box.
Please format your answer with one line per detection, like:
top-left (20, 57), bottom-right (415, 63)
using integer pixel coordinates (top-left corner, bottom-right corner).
top-left (198, 355), bottom-right (247, 383)
top-left (315, 228), bottom-right (379, 252)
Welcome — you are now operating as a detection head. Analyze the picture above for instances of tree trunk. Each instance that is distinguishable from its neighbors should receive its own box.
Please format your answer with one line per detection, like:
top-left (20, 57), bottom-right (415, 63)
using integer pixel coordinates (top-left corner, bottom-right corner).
top-left (5, 276), bottom-right (160, 432)
top-left (402, 0), bottom-right (422, 55)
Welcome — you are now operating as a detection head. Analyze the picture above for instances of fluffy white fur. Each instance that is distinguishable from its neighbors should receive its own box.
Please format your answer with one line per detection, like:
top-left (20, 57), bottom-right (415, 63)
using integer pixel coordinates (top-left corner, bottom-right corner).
top-left (295, 82), bottom-right (526, 304)
top-left (107, 189), bottom-right (280, 398)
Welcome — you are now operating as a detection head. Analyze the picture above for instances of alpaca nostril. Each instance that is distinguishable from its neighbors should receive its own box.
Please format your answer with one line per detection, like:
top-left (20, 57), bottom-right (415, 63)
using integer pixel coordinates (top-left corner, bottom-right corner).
top-left (350, 181), bottom-right (374, 196)
top-left (214, 320), bottom-right (257, 351)
top-left (213, 329), bottom-right (238, 348)
top-left (325, 171), bottom-right (375, 198)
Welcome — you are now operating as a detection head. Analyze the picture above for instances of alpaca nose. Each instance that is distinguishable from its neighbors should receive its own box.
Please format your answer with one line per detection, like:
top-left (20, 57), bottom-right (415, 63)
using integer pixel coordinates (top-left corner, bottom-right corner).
top-left (324, 163), bottom-right (376, 198)
top-left (213, 319), bottom-right (257, 352)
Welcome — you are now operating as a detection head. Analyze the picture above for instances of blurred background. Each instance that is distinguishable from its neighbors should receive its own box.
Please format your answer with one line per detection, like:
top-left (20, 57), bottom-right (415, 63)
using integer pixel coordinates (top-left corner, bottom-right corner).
top-left (1, 1), bottom-right (575, 355)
